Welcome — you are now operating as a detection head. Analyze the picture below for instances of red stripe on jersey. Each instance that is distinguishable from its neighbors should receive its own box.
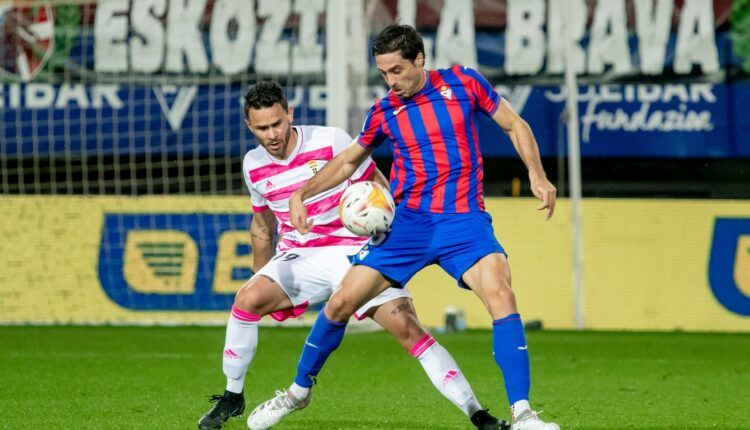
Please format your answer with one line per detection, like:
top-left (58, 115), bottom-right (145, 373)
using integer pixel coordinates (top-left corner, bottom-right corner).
top-left (453, 65), bottom-right (500, 114)
top-left (453, 69), bottom-right (478, 109)
top-left (469, 121), bottom-right (485, 210)
top-left (413, 92), bottom-right (449, 212)
top-left (453, 71), bottom-right (487, 210)
top-left (382, 106), bottom-right (408, 206)
top-left (394, 104), bottom-right (428, 210)
top-left (358, 103), bottom-right (386, 149)
top-left (432, 73), bottom-right (472, 213)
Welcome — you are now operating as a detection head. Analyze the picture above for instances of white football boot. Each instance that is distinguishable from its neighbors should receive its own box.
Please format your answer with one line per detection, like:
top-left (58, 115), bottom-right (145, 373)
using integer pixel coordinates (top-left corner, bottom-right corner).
top-left (511, 410), bottom-right (560, 430)
top-left (246, 389), bottom-right (311, 430)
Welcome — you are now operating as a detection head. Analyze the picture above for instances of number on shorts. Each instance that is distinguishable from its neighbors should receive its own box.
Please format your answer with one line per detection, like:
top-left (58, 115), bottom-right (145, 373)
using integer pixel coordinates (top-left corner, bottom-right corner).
top-left (272, 251), bottom-right (300, 262)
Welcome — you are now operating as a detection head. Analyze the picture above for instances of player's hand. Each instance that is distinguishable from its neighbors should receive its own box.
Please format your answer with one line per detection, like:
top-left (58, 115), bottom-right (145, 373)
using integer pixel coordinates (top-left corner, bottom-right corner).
top-left (289, 190), bottom-right (314, 234)
top-left (530, 175), bottom-right (557, 220)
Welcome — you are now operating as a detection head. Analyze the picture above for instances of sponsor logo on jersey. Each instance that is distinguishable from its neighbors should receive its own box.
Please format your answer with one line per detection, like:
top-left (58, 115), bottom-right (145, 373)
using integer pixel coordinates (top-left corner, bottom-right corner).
top-left (307, 160), bottom-right (322, 174)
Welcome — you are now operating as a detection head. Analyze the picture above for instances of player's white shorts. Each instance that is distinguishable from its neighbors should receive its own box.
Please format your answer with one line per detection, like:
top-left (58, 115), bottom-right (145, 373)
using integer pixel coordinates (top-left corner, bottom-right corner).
top-left (254, 245), bottom-right (410, 321)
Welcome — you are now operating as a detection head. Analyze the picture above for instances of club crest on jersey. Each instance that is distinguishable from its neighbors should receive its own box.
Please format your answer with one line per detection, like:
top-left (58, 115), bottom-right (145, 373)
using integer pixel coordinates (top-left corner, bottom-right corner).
top-left (440, 86), bottom-right (452, 100)
top-left (308, 160), bottom-right (323, 174)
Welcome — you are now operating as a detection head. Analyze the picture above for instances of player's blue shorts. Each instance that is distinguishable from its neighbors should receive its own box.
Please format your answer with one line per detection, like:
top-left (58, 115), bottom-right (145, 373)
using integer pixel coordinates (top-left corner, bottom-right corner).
top-left (349, 206), bottom-right (505, 289)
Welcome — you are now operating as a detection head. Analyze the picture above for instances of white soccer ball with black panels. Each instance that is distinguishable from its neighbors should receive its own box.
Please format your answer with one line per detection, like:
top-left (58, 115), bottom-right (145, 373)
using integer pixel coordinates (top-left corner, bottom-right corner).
top-left (338, 181), bottom-right (396, 237)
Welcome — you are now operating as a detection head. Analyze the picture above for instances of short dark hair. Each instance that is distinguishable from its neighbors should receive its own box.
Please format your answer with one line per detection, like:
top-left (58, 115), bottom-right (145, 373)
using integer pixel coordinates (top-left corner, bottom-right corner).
top-left (243, 80), bottom-right (288, 117)
top-left (371, 24), bottom-right (424, 62)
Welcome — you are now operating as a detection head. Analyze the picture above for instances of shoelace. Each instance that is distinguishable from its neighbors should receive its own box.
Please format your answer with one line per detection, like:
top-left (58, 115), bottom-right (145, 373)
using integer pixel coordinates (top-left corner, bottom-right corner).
top-left (206, 394), bottom-right (235, 418)
top-left (271, 390), bottom-right (297, 409)
top-left (208, 394), bottom-right (224, 403)
top-left (516, 410), bottom-right (544, 422)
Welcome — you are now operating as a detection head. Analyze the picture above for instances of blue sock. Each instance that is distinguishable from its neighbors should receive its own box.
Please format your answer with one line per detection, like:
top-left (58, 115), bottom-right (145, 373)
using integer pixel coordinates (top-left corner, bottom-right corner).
top-left (492, 313), bottom-right (531, 405)
top-left (294, 311), bottom-right (348, 388)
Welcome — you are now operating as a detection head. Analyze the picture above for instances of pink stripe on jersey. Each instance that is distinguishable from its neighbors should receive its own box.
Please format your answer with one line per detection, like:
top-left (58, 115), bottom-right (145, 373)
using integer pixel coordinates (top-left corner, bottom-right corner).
top-left (352, 162), bottom-right (376, 183)
top-left (272, 190), bottom-right (345, 222)
top-left (277, 235), bottom-right (366, 251)
top-left (231, 306), bottom-right (262, 323)
top-left (277, 220), bottom-right (346, 236)
top-left (265, 181), bottom-right (303, 202)
top-left (408, 334), bottom-right (437, 357)
top-left (308, 191), bottom-right (347, 216)
top-left (249, 147), bottom-right (333, 183)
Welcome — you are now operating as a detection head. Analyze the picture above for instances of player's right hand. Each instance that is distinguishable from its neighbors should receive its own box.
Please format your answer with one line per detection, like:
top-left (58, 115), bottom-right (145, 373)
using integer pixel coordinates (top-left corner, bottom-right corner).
top-left (530, 175), bottom-right (557, 220)
top-left (289, 190), bottom-right (314, 234)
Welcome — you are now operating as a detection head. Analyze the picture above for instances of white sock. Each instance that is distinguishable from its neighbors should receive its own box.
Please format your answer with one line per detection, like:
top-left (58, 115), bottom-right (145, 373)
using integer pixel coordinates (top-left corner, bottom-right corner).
top-left (412, 336), bottom-right (482, 417)
top-left (511, 400), bottom-right (531, 419)
top-left (223, 307), bottom-right (260, 394)
top-left (288, 382), bottom-right (310, 401)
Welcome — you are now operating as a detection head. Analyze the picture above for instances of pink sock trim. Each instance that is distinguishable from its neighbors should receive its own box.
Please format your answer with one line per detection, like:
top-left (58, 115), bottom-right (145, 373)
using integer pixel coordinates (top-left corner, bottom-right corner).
top-left (408, 334), bottom-right (436, 357)
top-left (231, 306), bottom-right (261, 322)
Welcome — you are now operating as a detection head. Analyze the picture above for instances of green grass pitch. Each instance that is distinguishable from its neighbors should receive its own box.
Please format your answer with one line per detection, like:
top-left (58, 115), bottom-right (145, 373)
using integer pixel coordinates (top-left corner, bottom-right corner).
top-left (1, 326), bottom-right (748, 429)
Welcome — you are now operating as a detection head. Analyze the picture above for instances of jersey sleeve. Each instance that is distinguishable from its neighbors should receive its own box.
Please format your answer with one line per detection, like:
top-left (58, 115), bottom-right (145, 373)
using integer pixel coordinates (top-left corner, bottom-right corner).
top-left (331, 127), bottom-right (376, 183)
top-left (356, 103), bottom-right (388, 149)
top-left (242, 157), bottom-right (269, 212)
top-left (455, 66), bottom-right (501, 116)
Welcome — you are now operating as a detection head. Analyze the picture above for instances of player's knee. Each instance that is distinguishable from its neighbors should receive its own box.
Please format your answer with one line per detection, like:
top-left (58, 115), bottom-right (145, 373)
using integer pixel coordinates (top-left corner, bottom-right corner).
top-left (233, 283), bottom-right (266, 315)
top-left (491, 282), bottom-right (517, 308)
top-left (326, 292), bottom-right (357, 322)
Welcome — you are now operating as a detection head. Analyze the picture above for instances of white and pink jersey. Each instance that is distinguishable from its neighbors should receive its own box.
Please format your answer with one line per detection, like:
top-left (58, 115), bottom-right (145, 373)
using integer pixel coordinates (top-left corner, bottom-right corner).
top-left (243, 125), bottom-right (376, 251)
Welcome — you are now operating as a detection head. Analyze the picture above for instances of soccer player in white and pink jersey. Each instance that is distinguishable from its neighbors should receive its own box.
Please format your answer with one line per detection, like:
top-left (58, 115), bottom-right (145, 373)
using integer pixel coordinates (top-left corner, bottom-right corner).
top-left (197, 81), bottom-right (507, 430)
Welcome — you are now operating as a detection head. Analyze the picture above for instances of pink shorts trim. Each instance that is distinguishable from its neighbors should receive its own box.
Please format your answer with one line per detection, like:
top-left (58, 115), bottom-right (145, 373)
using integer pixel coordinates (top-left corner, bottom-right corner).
top-left (269, 301), bottom-right (310, 322)
top-left (353, 310), bottom-right (369, 321)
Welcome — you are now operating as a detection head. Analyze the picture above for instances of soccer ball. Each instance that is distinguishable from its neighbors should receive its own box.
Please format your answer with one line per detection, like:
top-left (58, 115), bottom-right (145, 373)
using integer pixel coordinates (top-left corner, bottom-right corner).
top-left (338, 181), bottom-right (396, 237)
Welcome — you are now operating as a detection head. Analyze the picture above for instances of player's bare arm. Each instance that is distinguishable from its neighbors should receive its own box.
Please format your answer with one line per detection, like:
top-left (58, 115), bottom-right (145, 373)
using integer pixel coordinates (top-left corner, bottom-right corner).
top-left (492, 99), bottom-right (557, 220)
top-left (367, 165), bottom-right (391, 191)
top-left (249, 209), bottom-right (277, 272)
top-left (289, 140), bottom-right (373, 233)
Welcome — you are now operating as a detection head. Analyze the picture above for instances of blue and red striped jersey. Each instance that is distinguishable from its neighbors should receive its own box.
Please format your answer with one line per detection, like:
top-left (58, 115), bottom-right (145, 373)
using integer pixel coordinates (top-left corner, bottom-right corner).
top-left (357, 65), bottom-right (501, 213)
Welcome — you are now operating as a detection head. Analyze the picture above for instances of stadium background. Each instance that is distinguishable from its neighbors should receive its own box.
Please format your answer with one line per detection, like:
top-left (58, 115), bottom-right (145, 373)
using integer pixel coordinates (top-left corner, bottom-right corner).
top-left (2, 0), bottom-right (749, 332)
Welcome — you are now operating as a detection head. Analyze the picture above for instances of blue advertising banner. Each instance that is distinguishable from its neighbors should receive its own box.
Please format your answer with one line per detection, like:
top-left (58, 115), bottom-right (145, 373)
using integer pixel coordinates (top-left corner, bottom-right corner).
top-left (2, 81), bottom-right (748, 159)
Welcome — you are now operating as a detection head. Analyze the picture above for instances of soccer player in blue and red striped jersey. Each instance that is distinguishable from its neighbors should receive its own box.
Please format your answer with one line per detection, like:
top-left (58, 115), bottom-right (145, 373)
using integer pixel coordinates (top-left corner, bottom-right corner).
top-left (254, 25), bottom-right (559, 430)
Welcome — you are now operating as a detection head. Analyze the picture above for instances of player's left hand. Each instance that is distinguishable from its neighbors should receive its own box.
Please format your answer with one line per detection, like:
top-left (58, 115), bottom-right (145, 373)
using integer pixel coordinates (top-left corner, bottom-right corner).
top-left (530, 175), bottom-right (557, 220)
top-left (289, 190), bottom-right (315, 234)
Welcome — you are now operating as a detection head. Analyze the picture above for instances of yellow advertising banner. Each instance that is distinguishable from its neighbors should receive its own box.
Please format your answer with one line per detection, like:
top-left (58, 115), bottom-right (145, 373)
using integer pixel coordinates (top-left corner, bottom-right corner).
top-left (1, 196), bottom-right (749, 331)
